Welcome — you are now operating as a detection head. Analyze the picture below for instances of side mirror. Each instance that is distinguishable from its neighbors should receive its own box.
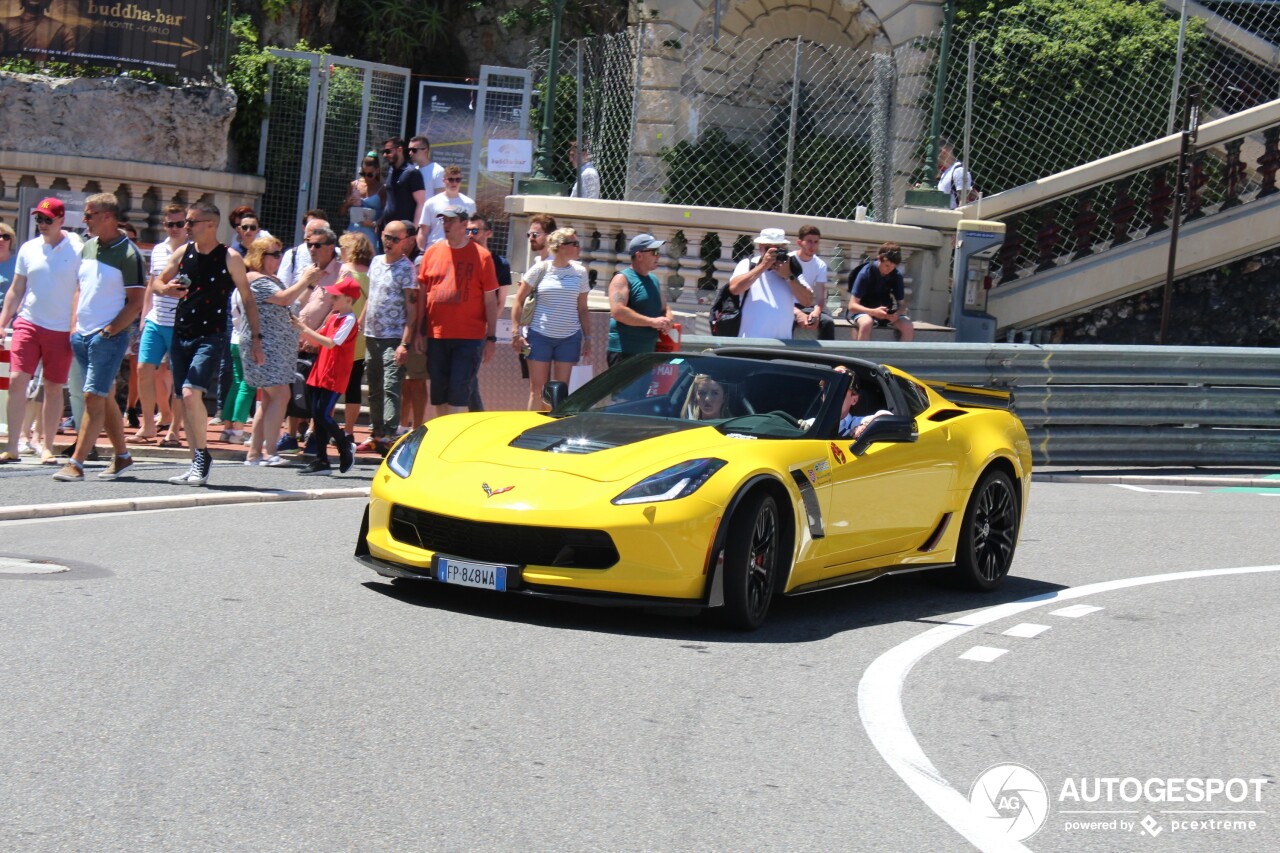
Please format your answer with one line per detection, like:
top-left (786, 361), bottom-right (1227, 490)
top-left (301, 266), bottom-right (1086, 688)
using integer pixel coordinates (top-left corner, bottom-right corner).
top-left (850, 414), bottom-right (917, 457)
top-left (542, 380), bottom-right (568, 411)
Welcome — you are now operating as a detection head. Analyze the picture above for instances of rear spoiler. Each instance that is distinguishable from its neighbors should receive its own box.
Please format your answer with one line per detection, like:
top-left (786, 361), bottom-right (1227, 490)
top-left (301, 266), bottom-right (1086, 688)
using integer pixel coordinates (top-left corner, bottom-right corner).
top-left (924, 381), bottom-right (1012, 410)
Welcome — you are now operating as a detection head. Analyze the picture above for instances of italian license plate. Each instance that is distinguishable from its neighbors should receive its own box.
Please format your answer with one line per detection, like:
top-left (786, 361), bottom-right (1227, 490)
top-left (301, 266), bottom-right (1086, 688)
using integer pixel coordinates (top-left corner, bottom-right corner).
top-left (436, 556), bottom-right (507, 591)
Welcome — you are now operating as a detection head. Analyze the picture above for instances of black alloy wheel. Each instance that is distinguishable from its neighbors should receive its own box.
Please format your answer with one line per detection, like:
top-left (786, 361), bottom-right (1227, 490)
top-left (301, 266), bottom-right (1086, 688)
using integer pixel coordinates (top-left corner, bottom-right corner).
top-left (954, 469), bottom-right (1019, 591)
top-left (721, 492), bottom-right (781, 630)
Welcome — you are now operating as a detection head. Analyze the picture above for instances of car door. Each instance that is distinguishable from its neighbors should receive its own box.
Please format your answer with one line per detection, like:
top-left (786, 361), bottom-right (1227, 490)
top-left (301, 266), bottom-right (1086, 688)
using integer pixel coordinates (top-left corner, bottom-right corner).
top-left (819, 380), bottom-right (958, 576)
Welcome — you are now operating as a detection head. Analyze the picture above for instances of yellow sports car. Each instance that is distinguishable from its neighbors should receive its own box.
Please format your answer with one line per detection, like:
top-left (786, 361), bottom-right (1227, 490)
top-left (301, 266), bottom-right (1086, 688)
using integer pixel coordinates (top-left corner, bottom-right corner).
top-left (355, 348), bottom-right (1032, 630)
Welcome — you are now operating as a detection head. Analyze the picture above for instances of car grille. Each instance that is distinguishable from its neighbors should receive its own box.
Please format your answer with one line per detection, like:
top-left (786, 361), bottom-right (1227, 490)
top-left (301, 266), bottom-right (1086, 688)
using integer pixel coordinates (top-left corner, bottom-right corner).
top-left (389, 505), bottom-right (620, 569)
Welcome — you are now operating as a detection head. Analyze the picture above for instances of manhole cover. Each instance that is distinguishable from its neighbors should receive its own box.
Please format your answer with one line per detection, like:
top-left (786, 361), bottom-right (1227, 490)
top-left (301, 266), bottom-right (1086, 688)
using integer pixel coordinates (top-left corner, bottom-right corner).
top-left (0, 557), bottom-right (71, 575)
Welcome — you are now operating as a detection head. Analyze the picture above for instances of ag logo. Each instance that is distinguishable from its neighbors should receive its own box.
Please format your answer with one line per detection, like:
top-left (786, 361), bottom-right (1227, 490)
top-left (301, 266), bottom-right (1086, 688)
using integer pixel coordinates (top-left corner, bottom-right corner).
top-left (969, 763), bottom-right (1049, 841)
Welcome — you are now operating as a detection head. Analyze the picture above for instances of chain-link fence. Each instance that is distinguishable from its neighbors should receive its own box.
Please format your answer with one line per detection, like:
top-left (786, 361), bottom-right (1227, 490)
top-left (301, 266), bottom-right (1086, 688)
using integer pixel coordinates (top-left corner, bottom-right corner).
top-left (530, 28), bottom-right (938, 221)
top-left (936, 0), bottom-right (1280, 197)
top-left (258, 50), bottom-right (409, 246)
top-left (525, 2), bottom-right (1280, 220)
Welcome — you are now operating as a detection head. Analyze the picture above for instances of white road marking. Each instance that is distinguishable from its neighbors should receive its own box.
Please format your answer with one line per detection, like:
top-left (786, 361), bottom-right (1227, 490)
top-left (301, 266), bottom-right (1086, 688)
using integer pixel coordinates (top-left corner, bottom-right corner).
top-left (959, 646), bottom-right (1008, 662)
top-left (1050, 604), bottom-right (1103, 618)
top-left (1109, 484), bottom-right (1201, 494)
top-left (858, 564), bottom-right (1280, 853)
top-left (1002, 623), bottom-right (1050, 638)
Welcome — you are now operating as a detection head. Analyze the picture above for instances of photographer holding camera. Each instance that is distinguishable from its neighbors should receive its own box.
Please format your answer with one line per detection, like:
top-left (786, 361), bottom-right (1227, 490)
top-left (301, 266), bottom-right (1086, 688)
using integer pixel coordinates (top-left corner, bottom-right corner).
top-left (728, 228), bottom-right (813, 340)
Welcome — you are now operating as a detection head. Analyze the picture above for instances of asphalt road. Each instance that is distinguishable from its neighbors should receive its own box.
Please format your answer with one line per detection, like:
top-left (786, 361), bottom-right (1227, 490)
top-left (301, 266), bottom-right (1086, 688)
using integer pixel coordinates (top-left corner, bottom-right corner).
top-left (1, 479), bottom-right (1278, 852)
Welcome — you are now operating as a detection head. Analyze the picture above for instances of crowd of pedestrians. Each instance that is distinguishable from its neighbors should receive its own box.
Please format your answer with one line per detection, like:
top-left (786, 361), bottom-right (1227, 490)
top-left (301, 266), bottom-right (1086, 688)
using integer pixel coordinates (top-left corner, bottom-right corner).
top-left (0, 130), bottom-right (916, 484)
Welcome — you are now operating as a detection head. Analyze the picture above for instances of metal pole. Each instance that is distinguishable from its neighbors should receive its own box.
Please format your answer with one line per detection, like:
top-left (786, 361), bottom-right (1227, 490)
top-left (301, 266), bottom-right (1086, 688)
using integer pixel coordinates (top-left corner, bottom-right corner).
top-left (1161, 83), bottom-right (1200, 345)
top-left (623, 20), bottom-right (646, 200)
top-left (576, 39), bottom-right (585, 195)
top-left (926, 0), bottom-right (957, 180)
top-left (1167, 0), bottom-right (1189, 136)
top-left (781, 37), bottom-right (803, 214)
top-left (964, 41), bottom-right (976, 217)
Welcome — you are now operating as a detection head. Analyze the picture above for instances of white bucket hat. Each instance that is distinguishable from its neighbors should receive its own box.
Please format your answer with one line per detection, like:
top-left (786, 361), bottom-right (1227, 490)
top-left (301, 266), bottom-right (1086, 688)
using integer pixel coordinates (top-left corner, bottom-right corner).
top-left (752, 227), bottom-right (788, 246)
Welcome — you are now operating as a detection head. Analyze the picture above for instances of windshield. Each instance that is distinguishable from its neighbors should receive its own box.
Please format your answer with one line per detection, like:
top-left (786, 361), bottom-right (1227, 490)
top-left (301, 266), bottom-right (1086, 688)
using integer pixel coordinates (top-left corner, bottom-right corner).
top-left (555, 353), bottom-right (839, 438)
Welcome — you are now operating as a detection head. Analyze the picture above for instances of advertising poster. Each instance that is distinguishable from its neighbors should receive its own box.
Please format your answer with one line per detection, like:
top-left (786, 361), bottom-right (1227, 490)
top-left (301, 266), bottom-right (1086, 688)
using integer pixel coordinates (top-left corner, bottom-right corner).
top-left (0, 0), bottom-right (214, 77)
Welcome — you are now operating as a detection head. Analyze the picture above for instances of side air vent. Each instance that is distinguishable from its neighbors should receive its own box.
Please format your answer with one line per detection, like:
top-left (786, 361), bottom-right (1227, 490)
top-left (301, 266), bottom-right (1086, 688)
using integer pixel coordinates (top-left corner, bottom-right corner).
top-left (929, 409), bottom-right (968, 423)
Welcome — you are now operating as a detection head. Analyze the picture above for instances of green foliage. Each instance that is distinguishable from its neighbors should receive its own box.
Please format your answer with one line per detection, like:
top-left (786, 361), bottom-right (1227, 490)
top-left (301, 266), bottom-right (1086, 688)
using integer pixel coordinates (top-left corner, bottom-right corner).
top-left (355, 0), bottom-right (448, 69)
top-left (500, 0), bottom-right (627, 35)
top-left (659, 128), bottom-right (776, 211)
top-left (946, 0), bottom-right (1208, 193)
top-left (225, 14), bottom-right (273, 171)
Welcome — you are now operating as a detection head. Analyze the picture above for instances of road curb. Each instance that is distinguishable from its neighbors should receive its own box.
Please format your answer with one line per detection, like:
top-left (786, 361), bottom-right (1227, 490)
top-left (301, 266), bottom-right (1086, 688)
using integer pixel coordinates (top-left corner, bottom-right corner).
top-left (1033, 473), bottom-right (1280, 489)
top-left (0, 487), bottom-right (371, 521)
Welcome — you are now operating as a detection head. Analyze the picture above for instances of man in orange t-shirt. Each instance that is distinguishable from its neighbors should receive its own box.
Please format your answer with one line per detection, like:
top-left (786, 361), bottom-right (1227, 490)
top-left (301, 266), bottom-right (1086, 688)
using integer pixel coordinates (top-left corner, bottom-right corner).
top-left (414, 204), bottom-right (499, 416)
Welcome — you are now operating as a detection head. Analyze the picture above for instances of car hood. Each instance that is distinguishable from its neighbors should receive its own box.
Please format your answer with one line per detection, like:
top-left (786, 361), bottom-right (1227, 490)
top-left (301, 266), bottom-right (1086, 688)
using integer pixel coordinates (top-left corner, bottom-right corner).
top-left (435, 412), bottom-right (734, 483)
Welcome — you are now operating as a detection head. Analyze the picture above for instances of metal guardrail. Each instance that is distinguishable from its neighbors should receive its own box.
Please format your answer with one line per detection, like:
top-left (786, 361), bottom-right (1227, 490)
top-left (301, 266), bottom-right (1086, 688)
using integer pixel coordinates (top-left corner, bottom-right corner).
top-left (686, 337), bottom-right (1280, 467)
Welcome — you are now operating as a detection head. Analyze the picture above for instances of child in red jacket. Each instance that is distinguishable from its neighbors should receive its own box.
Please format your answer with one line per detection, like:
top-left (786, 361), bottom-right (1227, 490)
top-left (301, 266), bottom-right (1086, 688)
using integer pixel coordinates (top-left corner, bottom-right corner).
top-left (292, 276), bottom-right (360, 475)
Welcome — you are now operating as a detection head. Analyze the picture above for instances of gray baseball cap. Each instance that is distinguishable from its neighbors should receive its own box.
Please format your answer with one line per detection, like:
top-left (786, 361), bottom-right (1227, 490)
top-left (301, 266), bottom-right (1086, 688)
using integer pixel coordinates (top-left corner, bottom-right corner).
top-left (626, 233), bottom-right (664, 254)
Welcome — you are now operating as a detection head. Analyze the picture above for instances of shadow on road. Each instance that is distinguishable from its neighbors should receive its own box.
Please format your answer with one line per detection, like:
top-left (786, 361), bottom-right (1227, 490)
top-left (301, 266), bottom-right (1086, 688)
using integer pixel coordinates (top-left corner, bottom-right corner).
top-left (360, 571), bottom-right (1067, 643)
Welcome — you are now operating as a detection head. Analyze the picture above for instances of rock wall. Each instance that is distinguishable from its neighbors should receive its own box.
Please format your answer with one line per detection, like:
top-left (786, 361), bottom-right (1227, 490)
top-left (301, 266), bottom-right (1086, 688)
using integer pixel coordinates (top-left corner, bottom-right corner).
top-left (1044, 251), bottom-right (1280, 346)
top-left (0, 72), bottom-right (236, 171)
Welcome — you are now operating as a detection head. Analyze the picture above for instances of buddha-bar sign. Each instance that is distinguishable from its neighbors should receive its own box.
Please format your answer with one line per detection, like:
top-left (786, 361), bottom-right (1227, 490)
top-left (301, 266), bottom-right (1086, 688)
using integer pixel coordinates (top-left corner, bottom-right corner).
top-left (0, 0), bottom-right (217, 78)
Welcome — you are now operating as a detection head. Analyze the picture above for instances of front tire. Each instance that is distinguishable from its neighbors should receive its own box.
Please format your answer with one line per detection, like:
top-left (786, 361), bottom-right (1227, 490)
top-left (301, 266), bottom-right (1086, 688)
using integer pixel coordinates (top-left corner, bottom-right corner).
top-left (720, 492), bottom-right (782, 630)
top-left (953, 469), bottom-right (1020, 590)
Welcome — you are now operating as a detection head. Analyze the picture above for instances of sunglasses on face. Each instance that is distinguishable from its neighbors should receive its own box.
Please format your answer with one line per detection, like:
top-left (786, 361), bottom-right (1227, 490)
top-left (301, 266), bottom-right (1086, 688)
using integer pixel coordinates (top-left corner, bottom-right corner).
top-left (184, 218), bottom-right (209, 227)
top-left (381, 148), bottom-right (395, 156)
top-left (381, 234), bottom-right (403, 244)
top-left (34, 214), bottom-right (55, 225)
top-left (561, 241), bottom-right (580, 247)
top-left (362, 171), bottom-right (377, 178)
top-left (307, 242), bottom-right (332, 250)
top-left (0, 234), bottom-right (11, 242)
top-left (164, 220), bottom-right (186, 228)
top-left (464, 228), bottom-right (481, 235)
top-left (407, 147), bottom-right (424, 153)
top-left (262, 250), bottom-right (283, 258)
top-left (527, 232), bottom-right (543, 239)
top-left (238, 223), bottom-right (259, 231)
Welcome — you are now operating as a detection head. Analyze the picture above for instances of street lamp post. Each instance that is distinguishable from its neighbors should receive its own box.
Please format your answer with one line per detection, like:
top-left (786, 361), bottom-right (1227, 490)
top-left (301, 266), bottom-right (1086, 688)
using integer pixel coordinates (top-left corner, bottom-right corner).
top-left (517, 0), bottom-right (571, 196)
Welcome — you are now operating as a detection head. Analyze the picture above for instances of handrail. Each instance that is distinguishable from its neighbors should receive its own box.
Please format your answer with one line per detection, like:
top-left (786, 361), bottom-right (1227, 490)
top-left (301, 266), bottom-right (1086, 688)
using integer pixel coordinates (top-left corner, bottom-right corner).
top-left (965, 96), bottom-right (1280, 221)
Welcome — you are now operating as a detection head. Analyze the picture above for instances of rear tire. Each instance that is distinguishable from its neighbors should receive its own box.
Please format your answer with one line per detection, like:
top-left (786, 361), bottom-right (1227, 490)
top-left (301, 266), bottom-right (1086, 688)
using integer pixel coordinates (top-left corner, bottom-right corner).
top-left (720, 492), bottom-right (782, 630)
top-left (952, 469), bottom-right (1020, 591)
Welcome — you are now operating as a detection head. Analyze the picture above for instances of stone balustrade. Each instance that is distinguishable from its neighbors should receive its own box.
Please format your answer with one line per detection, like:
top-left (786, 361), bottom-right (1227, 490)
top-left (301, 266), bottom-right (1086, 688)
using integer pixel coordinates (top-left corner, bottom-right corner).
top-left (0, 151), bottom-right (265, 247)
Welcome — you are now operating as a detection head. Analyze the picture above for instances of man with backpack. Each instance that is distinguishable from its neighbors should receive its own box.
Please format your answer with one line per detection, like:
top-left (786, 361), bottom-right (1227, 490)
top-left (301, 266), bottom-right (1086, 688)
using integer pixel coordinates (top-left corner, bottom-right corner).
top-left (847, 242), bottom-right (914, 342)
top-left (937, 138), bottom-right (977, 209)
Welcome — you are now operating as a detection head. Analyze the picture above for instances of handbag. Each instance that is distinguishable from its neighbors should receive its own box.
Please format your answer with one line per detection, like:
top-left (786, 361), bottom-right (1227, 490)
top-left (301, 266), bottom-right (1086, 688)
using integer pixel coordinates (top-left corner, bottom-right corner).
top-left (519, 260), bottom-right (547, 326)
top-left (286, 355), bottom-right (315, 418)
top-left (708, 281), bottom-right (742, 337)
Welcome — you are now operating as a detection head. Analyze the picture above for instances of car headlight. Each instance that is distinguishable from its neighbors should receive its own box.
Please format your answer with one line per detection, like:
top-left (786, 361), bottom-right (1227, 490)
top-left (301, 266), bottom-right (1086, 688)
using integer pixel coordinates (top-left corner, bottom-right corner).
top-left (612, 458), bottom-right (726, 505)
top-left (386, 425), bottom-right (427, 478)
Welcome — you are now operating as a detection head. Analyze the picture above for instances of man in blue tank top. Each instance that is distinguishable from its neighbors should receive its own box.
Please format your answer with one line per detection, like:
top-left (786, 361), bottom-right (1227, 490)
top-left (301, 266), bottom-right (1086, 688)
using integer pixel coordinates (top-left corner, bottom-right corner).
top-left (605, 233), bottom-right (673, 368)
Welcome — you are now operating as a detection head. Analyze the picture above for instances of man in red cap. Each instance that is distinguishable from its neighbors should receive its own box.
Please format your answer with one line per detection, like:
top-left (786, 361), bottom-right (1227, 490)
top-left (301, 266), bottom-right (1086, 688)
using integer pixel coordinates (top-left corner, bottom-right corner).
top-left (291, 276), bottom-right (360, 475)
top-left (0, 197), bottom-right (82, 464)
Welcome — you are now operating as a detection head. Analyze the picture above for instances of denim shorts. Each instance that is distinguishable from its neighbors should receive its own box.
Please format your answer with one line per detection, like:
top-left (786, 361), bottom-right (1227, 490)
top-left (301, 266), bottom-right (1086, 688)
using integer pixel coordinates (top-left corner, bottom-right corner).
top-left (526, 328), bottom-right (583, 364)
top-left (426, 338), bottom-right (484, 407)
top-left (138, 320), bottom-right (175, 366)
top-left (71, 328), bottom-right (131, 397)
top-left (170, 333), bottom-right (225, 394)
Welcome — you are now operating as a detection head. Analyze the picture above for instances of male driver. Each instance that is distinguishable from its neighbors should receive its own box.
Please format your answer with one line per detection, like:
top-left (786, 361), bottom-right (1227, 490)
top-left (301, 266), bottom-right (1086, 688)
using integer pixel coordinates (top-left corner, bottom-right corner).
top-left (159, 201), bottom-right (264, 486)
top-left (408, 134), bottom-right (445, 195)
top-left (568, 139), bottom-right (601, 199)
top-left (465, 213), bottom-right (512, 412)
top-left (791, 224), bottom-right (835, 340)
top-left (0, 197), bottom-right (81, 465)
top-left (413, 205), bottom-right (499, 417)
top-left (52, 194), bottom-right (146, 482)
top-left (417, 165), bottom-right (475, 250)
top-left (847, 241), bottom-right (914, 342)
top-left (835, 366), bottom-right (892, 439)
top-left (358, 219), bottom-right (417, 454)
top-left (606, 233), bottom-right (672, 367)
top-left (379, 136), bottom-right (426, 233)
top-left (728, 227), bottom-right (812, 339)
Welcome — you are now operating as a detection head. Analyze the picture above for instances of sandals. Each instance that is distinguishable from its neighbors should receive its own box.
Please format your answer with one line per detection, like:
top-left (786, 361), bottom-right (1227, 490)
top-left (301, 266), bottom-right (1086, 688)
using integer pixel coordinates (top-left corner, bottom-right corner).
top-left (131, 435), bottom-right (158, 445)
top-left (158, 438), bottom-right (183, 448)
top-left (0, 451), bottom-right (17, 463)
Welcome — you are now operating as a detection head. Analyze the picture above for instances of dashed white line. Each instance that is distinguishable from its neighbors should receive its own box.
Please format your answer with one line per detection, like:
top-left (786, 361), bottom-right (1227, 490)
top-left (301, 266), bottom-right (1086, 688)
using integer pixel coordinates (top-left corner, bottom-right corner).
top-left (1110, 484), bottom-right (1201, 494)
top-left (858, 565), bottom-right (1280, 853)
top-left (960, 646), bottom-right (1009, 662)
top-left (1002, 623), bottom-right (1051, 638)
top-left (1050, 604), bottom-right (1103, 618)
